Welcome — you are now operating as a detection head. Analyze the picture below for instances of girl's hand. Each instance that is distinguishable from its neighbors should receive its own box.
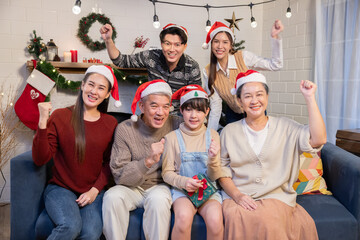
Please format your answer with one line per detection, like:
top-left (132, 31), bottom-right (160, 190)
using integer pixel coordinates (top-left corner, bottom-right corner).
top-left (208, 139), bottom-right (220, 158)
top-left (271, 20), bottom-right (284, 39)
top-left (38, 102), bottom-right (52, 129)
top-left (185, 178), bottom-right (203, 192)
top-left (76, 187), bottom-right (99, 207)
top-left (300, 80), bottom-right (317, 100)
top-left (234, 193), bottom-right (257, 211)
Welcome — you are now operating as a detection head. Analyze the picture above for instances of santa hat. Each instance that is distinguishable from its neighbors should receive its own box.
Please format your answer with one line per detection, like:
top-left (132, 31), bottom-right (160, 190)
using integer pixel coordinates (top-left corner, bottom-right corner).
top-left (171, 85), bottom-right (208, 106)
top-left (131, 79), bottom-right (172, 122)
top-left (163, 23), bottom-right (189, 38)
top-left (85, 65), bottom-right (121, 107)
top-left (202, 21), bottom-right (234, 49)
top-left (230, 70), bottom-right (267, 95)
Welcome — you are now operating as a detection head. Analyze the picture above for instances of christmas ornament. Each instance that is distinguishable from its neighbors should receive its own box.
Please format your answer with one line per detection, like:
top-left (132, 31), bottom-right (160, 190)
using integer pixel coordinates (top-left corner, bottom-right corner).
top-left (224, 12), bottom-right (243, 32)
top-left (27, 30), bottom-right (47, 60)
top-left (77, 12), bottom-right (117, 51)
top-left (131, 36), bottom-right (150, 54)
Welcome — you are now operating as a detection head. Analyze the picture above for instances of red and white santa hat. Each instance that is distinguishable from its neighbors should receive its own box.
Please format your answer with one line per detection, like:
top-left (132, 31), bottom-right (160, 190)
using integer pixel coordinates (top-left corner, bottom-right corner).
top-left (202, 21), bottom-right (234, 49)
top-left (131, 79), bottom-right (172, 122)
top-left (230, 70), bottom-right (267, 95)
top-left (171, 84), bottom-right (208, 106)
top-left (163, 23), bottom-right (189, 38)
top-left (85, 65), bottom-right (121, 107)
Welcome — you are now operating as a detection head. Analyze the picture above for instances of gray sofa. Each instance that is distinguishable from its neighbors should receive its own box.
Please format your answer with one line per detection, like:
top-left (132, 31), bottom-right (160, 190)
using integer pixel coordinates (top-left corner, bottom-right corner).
top-left (10, 142), bottom-right (360, 240)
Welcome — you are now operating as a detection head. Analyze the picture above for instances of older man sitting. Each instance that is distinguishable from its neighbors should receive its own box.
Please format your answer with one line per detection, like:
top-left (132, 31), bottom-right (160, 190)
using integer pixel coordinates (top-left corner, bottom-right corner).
top-left (102, 79), bottom-right (182, 240)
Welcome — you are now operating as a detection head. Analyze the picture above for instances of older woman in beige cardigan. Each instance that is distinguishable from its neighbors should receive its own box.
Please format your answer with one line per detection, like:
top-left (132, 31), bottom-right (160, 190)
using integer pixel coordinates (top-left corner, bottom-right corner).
top-left (218, 70), bottom-right (326, 240)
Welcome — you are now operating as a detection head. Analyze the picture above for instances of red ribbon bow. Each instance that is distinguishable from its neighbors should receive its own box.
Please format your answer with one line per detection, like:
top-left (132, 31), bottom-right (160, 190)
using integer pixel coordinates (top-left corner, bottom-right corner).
top-left (188, 175), bottom-right (208, 201)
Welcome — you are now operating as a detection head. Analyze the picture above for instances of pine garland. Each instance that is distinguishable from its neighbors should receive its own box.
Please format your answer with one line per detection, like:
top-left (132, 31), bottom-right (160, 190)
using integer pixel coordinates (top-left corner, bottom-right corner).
top-left (234, 40), bottom-right (245, 51)
top-left (35, 61), bottom-right (148, 100)
top-left (77, 13), bottom-right (117, 51)
top-left (36, 61), bottom-right (81, 92)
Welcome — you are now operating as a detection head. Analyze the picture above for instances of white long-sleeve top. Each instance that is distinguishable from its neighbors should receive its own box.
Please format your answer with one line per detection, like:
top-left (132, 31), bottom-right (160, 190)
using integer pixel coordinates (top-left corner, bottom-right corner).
top-left (203, 38), bottom-right (283, 130)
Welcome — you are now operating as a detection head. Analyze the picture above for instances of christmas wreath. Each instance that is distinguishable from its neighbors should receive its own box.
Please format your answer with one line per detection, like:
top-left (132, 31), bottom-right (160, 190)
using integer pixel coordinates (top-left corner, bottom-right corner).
top-left (77, 13), bottom-right (117, 51)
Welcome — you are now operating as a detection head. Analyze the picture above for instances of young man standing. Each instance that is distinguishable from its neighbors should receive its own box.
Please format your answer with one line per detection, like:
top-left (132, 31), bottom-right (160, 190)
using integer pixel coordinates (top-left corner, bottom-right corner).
top-left (100, 23), bottom-right (202, 114)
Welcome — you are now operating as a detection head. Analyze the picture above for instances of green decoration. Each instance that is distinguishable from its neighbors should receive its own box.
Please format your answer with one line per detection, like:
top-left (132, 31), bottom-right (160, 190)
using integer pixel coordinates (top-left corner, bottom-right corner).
top-left (34, 61), bottom-right (148, 100)
top-left (77, 13), bottom-right (117, 51)
top-left (27, 30), bottom-right (47, 60)
top-left (194, 91), bottom-right (199, 97)
top-left (234, 40), bottom-right (245, 51)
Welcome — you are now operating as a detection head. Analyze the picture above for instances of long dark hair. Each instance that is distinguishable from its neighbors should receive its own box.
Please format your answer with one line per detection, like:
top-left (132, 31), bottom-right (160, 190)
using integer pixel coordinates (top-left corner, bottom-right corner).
top-left (71, 73), bottom-right (111, 163)
top-left (208, 31), bottom-right (237, 97)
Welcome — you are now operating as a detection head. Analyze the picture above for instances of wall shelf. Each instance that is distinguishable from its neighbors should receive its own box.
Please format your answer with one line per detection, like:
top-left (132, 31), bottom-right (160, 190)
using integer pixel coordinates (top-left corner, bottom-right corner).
top-left (26, 61), bottom-right (147, 76)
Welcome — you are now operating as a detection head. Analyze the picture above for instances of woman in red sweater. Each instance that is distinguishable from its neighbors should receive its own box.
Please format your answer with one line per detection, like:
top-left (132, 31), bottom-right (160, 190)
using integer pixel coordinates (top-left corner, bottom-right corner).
top-left (32, 65), bottom-right (118, 240)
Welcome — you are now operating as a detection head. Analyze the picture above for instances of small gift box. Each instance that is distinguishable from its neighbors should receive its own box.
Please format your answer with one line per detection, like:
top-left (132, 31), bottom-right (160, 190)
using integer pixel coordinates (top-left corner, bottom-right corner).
top-left (184, 173), bottom-right (218, 208)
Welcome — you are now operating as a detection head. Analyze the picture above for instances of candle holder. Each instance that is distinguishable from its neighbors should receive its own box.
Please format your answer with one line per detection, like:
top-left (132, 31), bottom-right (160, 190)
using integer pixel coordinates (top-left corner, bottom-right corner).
top-left (46, 39), bottom-right (58, 61)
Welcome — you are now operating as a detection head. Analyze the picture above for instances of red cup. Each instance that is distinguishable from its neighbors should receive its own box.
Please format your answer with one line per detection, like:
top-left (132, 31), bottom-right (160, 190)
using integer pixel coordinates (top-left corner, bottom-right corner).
top-left (70, 50), bottom-right (78, 62)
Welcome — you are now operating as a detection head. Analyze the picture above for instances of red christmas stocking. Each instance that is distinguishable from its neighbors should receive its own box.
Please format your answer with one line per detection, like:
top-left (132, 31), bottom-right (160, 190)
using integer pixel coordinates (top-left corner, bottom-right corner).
top-left (15, 67), bottom-right (55, 130)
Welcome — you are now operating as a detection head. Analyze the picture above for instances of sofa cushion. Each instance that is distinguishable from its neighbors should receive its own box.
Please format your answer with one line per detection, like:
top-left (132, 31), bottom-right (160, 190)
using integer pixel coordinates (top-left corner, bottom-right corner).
top-left (297, 194), bottom-right (358, 240)
top-left (293, 152), bottom-right (331, 195)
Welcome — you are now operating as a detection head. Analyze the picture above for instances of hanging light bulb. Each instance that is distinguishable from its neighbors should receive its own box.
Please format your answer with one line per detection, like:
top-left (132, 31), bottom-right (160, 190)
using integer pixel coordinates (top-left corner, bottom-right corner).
top-left (205, 4), bottom-right (212, 32)
top-left (152, 0), bottom-right (160, 29)
top-left (250, 17), bottom-right (257, 28)
top-left (286, 7), bottom-right (292, 18)
top-left (205, 20), bottom-right (211, 32)
top-left (153, 15), bottom-right (160, 29)
top-left (249, 3), bottom-right (257, 28)
top-left (286, 0), bottom-right (292, 18)
top-left (72, 0), bottom-right (81, 15)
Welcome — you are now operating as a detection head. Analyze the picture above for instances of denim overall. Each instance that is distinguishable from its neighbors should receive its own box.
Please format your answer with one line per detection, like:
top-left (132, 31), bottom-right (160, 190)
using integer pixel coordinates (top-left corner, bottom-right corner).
top-left (171, 128), bottom-right (222, 204)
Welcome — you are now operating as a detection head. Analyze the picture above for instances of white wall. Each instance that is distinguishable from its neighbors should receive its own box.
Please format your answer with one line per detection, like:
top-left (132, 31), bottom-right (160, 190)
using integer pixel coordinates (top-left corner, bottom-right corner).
top-left (262, 0), bottom-right (316, 124)
top-left (0, 0), bottom-right (314, 202)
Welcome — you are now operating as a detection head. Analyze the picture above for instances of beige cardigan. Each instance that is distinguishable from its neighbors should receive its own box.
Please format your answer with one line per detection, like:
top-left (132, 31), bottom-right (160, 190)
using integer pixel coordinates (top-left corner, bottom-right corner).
top-left (220, 116), bottom-right (322, 207)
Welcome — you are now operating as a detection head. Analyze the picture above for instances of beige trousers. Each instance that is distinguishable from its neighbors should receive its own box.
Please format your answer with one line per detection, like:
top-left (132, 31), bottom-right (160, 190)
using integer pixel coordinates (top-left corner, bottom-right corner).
top-left (102, 184), bottom-right (172, 240)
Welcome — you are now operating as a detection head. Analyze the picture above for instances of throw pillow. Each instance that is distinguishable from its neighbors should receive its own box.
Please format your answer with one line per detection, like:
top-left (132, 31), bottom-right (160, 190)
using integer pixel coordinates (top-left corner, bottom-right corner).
top-left (293, 152), bottom-right (332, 195)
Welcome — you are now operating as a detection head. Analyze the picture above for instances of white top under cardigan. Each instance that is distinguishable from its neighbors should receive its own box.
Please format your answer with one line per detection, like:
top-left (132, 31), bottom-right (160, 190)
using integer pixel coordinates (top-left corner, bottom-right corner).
top-left (203, 38), bottom-right (283, 130)
top-left (219, 116), bottom-right (322, 207)
top-left (242, 119), bottom-right (269, 156)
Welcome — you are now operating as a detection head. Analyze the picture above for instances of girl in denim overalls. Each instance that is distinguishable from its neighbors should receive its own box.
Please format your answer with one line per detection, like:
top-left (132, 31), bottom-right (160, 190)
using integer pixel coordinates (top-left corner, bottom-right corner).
top-left (162, 85), bottom-right (223, 240)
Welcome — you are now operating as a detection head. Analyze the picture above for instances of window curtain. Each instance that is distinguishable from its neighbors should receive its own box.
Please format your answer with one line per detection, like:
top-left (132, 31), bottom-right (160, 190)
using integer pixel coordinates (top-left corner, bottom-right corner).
top-left (315, 0), bottom-right (360, 143)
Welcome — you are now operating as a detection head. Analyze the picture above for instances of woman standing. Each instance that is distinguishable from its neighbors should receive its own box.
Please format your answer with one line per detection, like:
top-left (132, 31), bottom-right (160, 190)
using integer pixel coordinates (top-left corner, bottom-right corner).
top-left (32, 65), bottom-right (119, 239)
top-left (219, 70), bottom-right (326, 239)
top-left (203, 20), bottom-right (284, 130)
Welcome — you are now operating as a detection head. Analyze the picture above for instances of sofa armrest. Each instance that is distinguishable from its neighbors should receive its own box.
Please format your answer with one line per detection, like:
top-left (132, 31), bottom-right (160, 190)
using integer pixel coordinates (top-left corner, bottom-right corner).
top-left (321, 142), bottom-right (360, 236)
top-left (10, 151), bottom-right (48, 240)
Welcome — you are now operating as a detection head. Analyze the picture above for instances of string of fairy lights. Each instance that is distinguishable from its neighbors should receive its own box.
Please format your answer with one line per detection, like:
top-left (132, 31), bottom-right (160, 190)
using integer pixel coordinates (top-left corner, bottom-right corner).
top-left (71, 0), bottom-right (293, 31)
top-left (149, 0), bottom-right (293, 31)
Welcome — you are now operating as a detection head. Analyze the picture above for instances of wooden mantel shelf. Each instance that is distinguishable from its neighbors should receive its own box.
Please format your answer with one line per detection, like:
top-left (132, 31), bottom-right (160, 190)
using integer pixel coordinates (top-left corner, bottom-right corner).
top-left (26, 61), bottom-right (147, 76)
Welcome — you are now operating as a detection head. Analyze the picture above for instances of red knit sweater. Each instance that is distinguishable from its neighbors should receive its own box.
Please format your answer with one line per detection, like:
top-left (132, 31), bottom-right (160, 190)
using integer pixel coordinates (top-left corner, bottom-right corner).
top-left (32, 107), bottom-right (118, 194)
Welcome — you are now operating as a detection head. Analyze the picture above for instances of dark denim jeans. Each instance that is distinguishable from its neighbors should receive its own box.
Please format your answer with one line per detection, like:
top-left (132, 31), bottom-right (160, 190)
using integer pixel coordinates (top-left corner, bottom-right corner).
top-left (44, 184), bottom-right (104, 240)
